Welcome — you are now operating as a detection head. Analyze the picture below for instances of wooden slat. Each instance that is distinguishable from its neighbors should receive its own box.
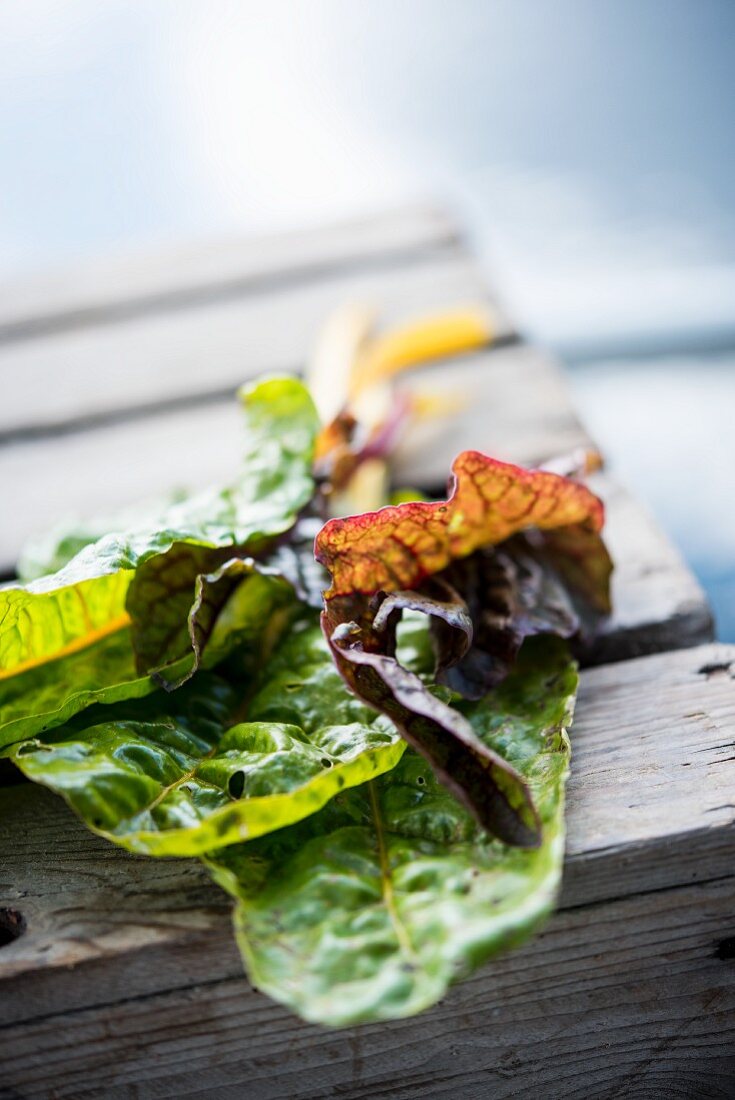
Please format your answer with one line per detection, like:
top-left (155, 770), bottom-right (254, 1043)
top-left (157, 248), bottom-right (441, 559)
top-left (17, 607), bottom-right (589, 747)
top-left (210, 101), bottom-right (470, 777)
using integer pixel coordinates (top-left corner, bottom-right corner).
top-left (1, 880), bottom-right (732, 1100)
top-left (392, 343), bottom-right (591, 478)
top-left (587, 476), bottom-right (715, 663)
top-left (0, 251), bottom-right (517, 439)
top-left (1, 642), bottom-right (733, 1096)
top-left (0, 205), bottom-right (461, 342)
top-left (0, 344), bottom-right (576, 572)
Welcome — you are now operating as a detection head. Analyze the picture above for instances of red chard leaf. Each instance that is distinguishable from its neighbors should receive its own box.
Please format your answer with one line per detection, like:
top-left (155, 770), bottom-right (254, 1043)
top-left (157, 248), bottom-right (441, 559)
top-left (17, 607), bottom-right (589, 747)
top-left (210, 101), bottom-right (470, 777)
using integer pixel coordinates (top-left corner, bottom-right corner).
top-left (372, 580), bottom-right (473, 672)
top-left (314, 449), bottom-right (612, 840)
top-left (315, 450), bottom-right (612, 613)
top-left (430, 539), bottom-right (581, 699)
top-left (322, 597), bottom-right (541, 847)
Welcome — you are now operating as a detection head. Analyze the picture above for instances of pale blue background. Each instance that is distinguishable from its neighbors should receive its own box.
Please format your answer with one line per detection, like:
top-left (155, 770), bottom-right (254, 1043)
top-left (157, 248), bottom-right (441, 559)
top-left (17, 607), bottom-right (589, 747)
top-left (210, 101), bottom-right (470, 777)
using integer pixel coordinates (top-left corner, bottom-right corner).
top-left (1, 0), bottom-right (733, 634)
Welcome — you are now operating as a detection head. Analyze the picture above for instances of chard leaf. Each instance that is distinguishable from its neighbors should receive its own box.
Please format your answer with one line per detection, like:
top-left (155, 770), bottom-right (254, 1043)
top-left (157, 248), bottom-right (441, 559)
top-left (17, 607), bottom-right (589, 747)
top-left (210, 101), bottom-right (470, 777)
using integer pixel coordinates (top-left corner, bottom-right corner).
top-left (262, 516), bottom-right (328, 610)
top-left (206, 635), bottom-right (576, 1027)
top-left (0, 571), bottom-right (294, 756)
top-left (431, 538), bottom-right (581, 699)
top-left (123, 374), bottom-right (320, 678)
top-left (125, 544), bottom-right (236, 682)
top-left (323, 596), bottom-right (540, 847)
top-left (0, 377), bottom-right (319, 741)
top-left (125, 551), bottom-right (289, 688)
top-left (10, 622), bottom-right (404, 855)
top-left (15, 490), bottom-right (189, 582)
top-left (0, 625), bottom-right (159, 756)
top-left (316, 449), bottom-right (612, 613)
top-left (372, 581), bottom-right (473, 667)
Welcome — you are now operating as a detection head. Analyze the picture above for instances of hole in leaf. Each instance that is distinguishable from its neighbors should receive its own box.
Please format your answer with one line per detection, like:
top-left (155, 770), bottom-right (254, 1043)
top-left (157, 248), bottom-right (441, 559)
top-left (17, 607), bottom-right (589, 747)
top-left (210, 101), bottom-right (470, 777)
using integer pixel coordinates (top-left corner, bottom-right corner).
top-left (229, 771), bottom-right (245, 799)
top-left (417, 776), bottom-right (426, 786)
top-left (0, 908), bottom-right (26, 948)
top-left (320, 757), bottom-right (332, 769)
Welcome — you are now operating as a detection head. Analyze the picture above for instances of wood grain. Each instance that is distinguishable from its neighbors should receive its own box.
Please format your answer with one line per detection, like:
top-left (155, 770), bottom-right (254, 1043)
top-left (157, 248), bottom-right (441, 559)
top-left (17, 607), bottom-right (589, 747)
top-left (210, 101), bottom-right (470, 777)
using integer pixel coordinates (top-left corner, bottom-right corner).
top-left (0, 205), bottom-right (461, 342)
top-left (1, 643), bottom-right (733, 1097)
top-left (1, 878), bottom-right (733, 1100)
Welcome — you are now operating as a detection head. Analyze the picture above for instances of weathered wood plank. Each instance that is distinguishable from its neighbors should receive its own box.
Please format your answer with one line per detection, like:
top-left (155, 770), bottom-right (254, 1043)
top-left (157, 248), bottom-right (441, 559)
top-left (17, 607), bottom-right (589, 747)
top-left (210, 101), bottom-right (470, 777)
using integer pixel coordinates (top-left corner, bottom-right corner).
top-left (585, 475), bottom-right (714, 663)
top-left (563, 642), bottom-right (735, 901)
top-left (1, 643), bottom-right (733, 1097)
top-left (0, 251), bottom-right (515, 438)
top-left (0, 343), bottom-right (579, 572)
top-left (0, 205), bottom-right (461, 342)
top-left (1, 879), bottom-right (733, 1100)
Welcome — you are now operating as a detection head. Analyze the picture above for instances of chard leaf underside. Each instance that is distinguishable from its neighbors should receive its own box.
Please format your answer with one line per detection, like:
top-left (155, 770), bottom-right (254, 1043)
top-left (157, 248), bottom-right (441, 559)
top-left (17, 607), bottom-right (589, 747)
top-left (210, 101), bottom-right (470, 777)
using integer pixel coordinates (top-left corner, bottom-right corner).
top-left (206, 636), bottom-right (577, 1027)
top-left (431, 538), bottom-right (582, 699)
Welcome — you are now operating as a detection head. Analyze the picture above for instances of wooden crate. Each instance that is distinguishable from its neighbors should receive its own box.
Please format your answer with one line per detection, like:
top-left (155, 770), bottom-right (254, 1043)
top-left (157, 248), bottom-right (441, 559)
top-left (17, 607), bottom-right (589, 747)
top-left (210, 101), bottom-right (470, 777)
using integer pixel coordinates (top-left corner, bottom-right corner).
top-left (1, 206), bottom-right (732, 1100)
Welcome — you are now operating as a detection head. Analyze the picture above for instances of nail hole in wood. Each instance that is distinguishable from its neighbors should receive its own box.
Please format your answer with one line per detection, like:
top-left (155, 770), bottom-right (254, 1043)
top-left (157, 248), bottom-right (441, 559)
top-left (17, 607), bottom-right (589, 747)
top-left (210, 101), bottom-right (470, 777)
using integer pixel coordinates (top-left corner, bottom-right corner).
top-left (714, 937), bottom-right (735, 960)
top-left (0, 908), bottom-right (26, 948)
top-left (698, 661), bottom-right (732, 679)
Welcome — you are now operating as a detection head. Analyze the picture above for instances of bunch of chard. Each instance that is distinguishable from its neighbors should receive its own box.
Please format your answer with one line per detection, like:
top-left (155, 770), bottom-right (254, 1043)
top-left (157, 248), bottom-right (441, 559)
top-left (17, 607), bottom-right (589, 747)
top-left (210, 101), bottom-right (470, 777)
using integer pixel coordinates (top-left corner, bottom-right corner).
top-left (0, 311), bottom-right (611, 1026)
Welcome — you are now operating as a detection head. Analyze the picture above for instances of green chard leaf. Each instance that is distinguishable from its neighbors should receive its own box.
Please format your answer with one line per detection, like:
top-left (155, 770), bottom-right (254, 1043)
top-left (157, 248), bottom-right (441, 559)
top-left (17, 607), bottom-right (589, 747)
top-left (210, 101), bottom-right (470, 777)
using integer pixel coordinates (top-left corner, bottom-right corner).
top-left (0, 376), bottom-right (320, 751)
top-left (0, 625), bottom-right (164, 755)
top-left (10, 622), bottom-right (404, 856)
top-left (15, 490), bottom-right (190, 582)
top-left (206, 635), bottom-right (577, 1027)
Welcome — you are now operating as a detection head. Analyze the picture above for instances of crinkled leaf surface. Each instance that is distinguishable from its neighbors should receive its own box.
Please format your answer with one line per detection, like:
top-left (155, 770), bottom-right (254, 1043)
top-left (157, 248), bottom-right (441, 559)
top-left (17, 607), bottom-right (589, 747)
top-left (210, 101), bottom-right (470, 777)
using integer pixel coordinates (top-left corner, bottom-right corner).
top-left (11, 622), bottom-right (404, 855)
top-left (206, 635), bottom-right (576, 1026)
top-left (316, 449), bottom-right (611, 612)
top-left (0, 376), bottom-right (319, 743)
